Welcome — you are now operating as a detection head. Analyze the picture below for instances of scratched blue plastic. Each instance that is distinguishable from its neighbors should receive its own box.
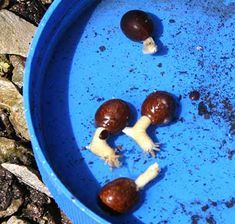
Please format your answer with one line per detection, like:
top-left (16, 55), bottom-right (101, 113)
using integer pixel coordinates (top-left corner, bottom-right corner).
top-left (24, 0), bottom-right (235, 223)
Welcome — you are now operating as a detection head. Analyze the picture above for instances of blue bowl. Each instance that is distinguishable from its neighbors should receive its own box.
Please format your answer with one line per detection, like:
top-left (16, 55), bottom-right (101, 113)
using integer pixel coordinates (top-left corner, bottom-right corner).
top-left (24, 0), bottom-right (235, 223)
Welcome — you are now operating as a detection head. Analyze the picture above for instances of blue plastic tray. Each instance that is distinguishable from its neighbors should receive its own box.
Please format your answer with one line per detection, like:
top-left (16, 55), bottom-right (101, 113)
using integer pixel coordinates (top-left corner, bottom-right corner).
top-left (24, 0), bottom-right (235, 223)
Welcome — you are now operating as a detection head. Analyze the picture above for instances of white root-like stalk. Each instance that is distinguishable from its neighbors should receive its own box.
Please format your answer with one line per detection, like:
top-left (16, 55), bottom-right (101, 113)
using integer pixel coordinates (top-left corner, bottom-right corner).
top-left (143, 37), bottom-right (158, 54)
top-left (122, 116), bottom-right (160, 157)
top-left (86, 127), bottom-right (121, 168)
top-left (135, 163), bottom-right (160, 189)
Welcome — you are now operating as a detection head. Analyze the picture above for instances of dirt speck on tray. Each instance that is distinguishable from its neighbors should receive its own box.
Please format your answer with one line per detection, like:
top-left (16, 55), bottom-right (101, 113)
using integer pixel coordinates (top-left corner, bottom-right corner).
top-left (210, 201), bottom-right (218, 207)
top-left (191, 215), bottom-right (201, 224)
top-left (169, 19), bottom-right (176, 23)
top-left (206, 215), bottom-right (216, 224)
top-left (99, 45), bottom-right (106, 52)
top-left (201, 204), bottom-right (209, 211)
top-left (225, 197), bottom-right (235, 208)
top-left (194, 88), bottom-right (235, 135)
top-left (157, 63), bottom-right (163, 68)
top-left (198, 101), bottom-right (210, 118)
top-left (228, 150), bottom-right (235, 160)
top-left (189, 91), bottom-right (200, 101)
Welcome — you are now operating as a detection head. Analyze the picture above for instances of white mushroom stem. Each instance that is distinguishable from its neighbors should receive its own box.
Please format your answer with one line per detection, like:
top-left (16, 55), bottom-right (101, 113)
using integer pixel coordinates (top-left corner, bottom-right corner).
top-left (122, 116), bottom-right (160, 157)
top-left (135, 163), bottom-right (160, 189)
top-left (86, 127), bottom-right (120, 168)
top-left (143, 37), bottom-right (158, 54)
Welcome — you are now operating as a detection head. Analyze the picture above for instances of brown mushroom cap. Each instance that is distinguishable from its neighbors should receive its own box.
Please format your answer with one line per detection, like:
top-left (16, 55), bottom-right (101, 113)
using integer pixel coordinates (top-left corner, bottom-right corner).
top-left (99, 178), bottom-right (139, 214)
top-left (95, 99), bottom-right (131, 133)
top-left (120, 10), bottom-right (154, 41)
top-left (141, 91), bottom-right (176, 125)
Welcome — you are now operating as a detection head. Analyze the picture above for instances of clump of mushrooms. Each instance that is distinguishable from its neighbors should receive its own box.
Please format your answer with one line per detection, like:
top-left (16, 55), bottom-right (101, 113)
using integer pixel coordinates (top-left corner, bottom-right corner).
top-left (86, 99), bottom-right (131, 167)
top-left (120, 10), bottom-right (157, 54)
top-left (98, 163), bottom-right (160, 214)
top-left (123, 91), bottom-right (177, 157)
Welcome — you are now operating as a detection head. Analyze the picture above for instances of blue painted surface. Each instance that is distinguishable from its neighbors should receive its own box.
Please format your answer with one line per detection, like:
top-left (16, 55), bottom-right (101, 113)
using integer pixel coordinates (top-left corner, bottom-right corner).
top-left (24, 0), bottom-right (235, 223)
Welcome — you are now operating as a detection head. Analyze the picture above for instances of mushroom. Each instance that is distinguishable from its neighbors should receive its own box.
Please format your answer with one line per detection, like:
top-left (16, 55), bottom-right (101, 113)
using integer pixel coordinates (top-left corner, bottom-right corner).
top-left (123, 91), bottom-right (177, 157)
top-left (86, 99), bottom-right (131, 167)
top-left (98, 163), bottom-right (160, 214)
top-left (120, 10), bottom-right (157, 54)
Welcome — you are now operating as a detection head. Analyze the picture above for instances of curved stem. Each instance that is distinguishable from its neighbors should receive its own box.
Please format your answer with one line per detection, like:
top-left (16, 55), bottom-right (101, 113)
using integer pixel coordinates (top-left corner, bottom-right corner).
top-left (135, 163), bottom-right (160, 189)
top-left (122, 116), bottom-right (160, 157)
top-left (86, 127), bottom-right (121, 167)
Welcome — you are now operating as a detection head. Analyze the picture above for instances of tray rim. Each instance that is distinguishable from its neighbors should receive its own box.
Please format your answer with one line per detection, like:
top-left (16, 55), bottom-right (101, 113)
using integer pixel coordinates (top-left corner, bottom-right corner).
top-left (23, 0), bottom-right (109, 223)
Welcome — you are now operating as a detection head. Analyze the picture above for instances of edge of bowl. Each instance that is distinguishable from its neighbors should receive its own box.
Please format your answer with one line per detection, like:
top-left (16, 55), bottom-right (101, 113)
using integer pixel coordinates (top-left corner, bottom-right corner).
top-left (23, 0), bottom-right (109, 223)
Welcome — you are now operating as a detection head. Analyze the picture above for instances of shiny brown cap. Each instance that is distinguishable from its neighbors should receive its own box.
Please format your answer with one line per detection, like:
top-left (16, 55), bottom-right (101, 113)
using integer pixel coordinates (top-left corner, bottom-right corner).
top-left (141, 91), bottom-right (176, 125)
top-left (99, 178), bottom-right (139, 214)
top-left (120, 10), bottom-right (154, 41)
top-left (95, 99), bottom-right (131, 133)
